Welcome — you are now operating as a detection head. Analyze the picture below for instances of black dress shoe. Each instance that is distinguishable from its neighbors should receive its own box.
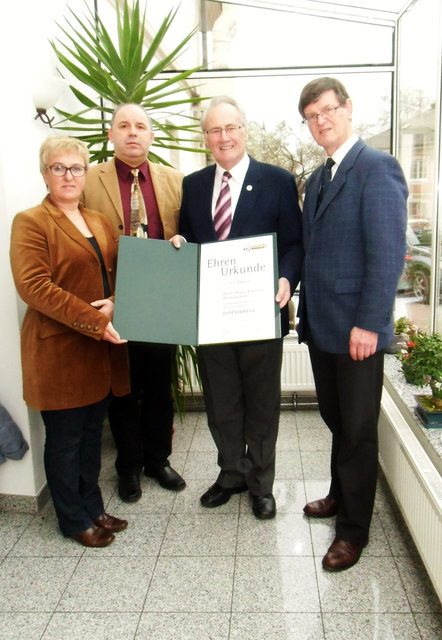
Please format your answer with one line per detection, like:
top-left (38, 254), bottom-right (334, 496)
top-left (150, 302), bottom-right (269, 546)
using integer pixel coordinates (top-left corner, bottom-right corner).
top-left (252, 494), bottom-right (276, 519)
top-left (118, 473), bottom-right (141, 503)
top-left (303, 495), bottom-right (338, 518)
top-left (68, 525), bottom-right (115, 548)
top-left (144, 464), bottom-right (186, 491)
top-left (322, 537), bottom-right (368, 571)
top-left (200, 482), bottom-right (248, 508)
top-left (94, 512), bottom-right (128, 533)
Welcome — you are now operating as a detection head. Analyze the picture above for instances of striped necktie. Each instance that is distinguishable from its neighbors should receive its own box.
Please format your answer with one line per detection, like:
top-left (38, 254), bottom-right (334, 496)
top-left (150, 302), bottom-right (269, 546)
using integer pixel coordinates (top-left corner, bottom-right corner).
top-left (213, 171), bottom-right (232, 240)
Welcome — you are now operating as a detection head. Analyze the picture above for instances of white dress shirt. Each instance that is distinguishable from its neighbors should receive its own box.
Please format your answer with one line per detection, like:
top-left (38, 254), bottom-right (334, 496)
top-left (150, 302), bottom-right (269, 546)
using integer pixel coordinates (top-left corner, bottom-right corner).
top-left (212, 153), bottom-right (250, 220)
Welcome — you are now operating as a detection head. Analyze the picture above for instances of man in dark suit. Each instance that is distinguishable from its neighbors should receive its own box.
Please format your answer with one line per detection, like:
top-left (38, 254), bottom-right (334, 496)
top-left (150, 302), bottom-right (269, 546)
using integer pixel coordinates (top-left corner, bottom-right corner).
top-left (83, 104), bottom-right (185, 502)
top-left (170, 96), bottom-right (303, 519)
top-left (297, 77), bottom-right (407, 569)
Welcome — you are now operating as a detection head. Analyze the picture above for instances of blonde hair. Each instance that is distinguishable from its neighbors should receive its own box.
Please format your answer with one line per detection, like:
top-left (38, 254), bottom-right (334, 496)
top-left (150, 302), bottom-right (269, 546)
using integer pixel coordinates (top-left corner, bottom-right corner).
top-left (40, 136), bottom-right (89, 172)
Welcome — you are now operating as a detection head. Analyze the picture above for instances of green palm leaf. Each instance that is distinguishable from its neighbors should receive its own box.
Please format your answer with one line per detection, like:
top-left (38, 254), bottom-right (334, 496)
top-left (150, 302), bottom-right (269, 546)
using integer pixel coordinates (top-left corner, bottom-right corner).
top-left (49, 0), bottom-right (208, 404)
top-left (49, 0), bottom-right (208, 163)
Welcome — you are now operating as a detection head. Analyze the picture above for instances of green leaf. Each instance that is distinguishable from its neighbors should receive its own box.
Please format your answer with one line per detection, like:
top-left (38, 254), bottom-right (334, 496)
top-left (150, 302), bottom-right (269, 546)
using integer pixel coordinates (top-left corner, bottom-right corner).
top-left (50, 0), bottom-right (206, 165)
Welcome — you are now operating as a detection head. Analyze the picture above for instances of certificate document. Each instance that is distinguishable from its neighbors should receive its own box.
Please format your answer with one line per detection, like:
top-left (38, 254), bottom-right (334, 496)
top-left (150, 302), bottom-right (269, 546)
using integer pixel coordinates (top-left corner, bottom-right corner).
top-left (113, 233), bottom-right (280, 345)
top-left (198, 234), bottom-right (280, 343)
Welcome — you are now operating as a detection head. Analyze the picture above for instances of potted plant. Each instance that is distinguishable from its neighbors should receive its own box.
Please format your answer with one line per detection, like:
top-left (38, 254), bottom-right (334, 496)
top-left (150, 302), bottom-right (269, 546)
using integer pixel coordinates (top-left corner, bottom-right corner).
top-left (397, 330), bottom-right (442, 427)
top-left (50, 0), bottom-right (206, 163)
top-left (385, 316), bottom-right (416, 353)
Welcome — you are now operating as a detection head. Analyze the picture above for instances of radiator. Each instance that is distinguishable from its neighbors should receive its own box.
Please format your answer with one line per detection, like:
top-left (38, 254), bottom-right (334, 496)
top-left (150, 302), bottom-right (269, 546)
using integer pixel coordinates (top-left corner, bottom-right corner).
top-left (280, 335), bottom-right (316, 391)
top-left (379, 388), bottom-right (442, 603)
top-left (184, 334), bottom-right (316, 393)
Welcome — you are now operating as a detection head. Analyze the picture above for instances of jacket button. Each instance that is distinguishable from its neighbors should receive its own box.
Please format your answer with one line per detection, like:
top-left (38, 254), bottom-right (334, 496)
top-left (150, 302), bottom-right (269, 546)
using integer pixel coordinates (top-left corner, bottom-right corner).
top-left (108, 267), bottom-right (113, 273)
top-left (72, 322), bottom-right (78, 327)
top-left (87, 325), bottom-right (92, 330)
top-left (93, 326), bottom-right (100, 332)
top-left (119, 224), bottom-right (123, 230)
top-left (79, 323), bottom-right (84, 329)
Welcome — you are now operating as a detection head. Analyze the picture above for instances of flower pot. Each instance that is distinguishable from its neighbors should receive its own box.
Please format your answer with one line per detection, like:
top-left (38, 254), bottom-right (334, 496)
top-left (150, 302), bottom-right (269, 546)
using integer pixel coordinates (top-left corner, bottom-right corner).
top-left (385, 334), bottom-right (407, 354)
top-left (415, 395), bottom-right (442, 428)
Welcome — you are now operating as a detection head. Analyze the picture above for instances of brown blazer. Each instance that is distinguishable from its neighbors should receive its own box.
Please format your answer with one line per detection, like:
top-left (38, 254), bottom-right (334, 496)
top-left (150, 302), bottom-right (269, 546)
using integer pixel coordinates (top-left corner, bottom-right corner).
top-left (10, 196), bottom-right (130, 411)
top-left (82, 157), bottom-right (183, 238)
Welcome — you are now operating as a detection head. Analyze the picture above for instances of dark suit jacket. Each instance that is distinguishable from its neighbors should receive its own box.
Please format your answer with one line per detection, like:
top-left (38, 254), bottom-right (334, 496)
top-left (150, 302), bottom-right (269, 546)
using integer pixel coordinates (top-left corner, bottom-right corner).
top-left (179, 156), bottom-right (304, 336)
top-left (10, 196), bottom-right (130, 411)
top-left (298, 138), bottom-right (408, 353)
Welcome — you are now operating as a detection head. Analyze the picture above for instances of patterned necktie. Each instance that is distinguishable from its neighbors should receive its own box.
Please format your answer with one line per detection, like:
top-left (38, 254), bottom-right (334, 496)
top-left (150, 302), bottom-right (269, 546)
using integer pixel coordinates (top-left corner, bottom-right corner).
top-left (316, 157), bottom-right (335, 210)
top-left (214, 171), bottom-right (232, 241)
top-left (130, 168), bottom-right (148, 238)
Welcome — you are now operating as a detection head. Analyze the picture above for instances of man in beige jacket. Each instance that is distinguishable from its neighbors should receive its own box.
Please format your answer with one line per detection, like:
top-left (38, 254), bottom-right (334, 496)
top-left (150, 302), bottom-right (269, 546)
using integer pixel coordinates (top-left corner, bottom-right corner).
top-left (83, 103), bottom-right (185, 502)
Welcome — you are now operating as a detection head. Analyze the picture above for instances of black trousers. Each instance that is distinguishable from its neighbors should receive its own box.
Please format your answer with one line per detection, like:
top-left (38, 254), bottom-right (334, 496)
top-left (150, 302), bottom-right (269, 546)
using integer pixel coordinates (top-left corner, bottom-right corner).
top-left (108, 341), bottom-right (176, 476)
top-left (197, 338), bottom-right (283, 496)
top-left (41, 395), bottom-right (110, 536)
top-left (307, 339), bottom-right (384, 544)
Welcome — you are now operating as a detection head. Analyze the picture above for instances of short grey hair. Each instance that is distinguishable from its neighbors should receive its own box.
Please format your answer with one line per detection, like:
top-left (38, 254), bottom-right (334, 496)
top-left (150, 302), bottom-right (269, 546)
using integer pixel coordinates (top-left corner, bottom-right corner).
top-left (201, 96), bottom-right (248, 131)
top-left (111, 103), bottom-right (152, 128)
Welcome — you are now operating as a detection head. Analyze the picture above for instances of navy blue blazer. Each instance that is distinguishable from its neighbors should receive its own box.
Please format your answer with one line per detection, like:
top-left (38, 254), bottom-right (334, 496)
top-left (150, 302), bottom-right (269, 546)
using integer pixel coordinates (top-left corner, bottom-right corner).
top-left (179, 156), bottom-right (304, 336)
top-left (298, 138), bottom-right (408, 354)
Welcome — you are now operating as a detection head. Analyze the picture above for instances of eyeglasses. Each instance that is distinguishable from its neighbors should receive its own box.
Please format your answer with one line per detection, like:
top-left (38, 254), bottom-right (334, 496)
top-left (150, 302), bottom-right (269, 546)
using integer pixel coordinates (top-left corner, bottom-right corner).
top-left (205, 124), bottom-right (244, 137)
top-left (45, 164), bottom-right (87, 177)
top-left (302, 105), bottom-right (342, 125)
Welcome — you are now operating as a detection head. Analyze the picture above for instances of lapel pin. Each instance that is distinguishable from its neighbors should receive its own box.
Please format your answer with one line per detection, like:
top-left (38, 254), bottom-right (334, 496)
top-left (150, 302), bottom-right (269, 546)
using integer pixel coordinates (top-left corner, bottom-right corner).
top-left (246, 185), bottom-right (253, 191)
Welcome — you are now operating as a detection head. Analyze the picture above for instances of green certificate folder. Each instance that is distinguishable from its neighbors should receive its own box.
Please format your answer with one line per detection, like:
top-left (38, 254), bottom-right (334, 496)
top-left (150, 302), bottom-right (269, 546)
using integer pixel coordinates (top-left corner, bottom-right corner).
top-left (113, 233), bottom-right (280, 345)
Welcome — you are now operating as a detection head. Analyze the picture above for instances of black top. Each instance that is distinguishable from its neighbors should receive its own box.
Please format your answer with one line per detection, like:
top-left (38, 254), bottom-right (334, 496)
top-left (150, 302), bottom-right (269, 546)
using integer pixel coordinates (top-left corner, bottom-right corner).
top-left (87, 236), bottom-right (111, 298)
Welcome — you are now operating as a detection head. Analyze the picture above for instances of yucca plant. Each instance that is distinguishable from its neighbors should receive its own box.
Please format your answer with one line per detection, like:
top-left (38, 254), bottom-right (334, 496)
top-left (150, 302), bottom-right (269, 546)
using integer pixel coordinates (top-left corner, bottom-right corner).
top-left (50, 0), bottom-right (205, 411)
top-left (50, 0), bottom-right (206, 163)
top-left (172, 345), bottom-right (202, 418)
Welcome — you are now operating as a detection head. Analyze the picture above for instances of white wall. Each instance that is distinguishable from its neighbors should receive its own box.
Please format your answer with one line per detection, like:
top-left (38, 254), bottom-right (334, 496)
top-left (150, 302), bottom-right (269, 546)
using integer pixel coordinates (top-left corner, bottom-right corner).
top-left (0, 0), bottom-right (109, 500)
top-left (0, 0), bottom-right (204, 503)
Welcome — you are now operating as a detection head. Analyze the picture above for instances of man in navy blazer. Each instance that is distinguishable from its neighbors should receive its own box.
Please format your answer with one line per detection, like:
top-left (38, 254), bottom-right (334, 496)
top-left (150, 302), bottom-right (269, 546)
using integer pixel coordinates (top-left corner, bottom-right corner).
top-left (298, 77), bottom-right (407, 570)
top-left (170, 96), bottom-right (303, 519)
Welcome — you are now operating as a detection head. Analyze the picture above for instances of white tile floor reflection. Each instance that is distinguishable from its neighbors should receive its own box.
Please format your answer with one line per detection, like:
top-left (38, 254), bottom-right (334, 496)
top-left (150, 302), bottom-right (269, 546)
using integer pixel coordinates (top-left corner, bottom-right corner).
top-left (0, 410), bottom-right (441, 640)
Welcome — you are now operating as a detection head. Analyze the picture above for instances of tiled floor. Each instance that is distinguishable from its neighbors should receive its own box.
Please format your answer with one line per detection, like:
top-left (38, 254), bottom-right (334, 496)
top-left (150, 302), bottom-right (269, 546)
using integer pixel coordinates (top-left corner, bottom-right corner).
top-left (0, 410), bottom-right (441, 640)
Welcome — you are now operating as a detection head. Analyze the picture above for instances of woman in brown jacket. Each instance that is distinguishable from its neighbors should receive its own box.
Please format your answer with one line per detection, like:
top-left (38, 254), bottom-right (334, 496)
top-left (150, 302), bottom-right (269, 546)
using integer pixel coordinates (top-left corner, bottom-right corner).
top-left (10, 136), bottom-right (130, 548)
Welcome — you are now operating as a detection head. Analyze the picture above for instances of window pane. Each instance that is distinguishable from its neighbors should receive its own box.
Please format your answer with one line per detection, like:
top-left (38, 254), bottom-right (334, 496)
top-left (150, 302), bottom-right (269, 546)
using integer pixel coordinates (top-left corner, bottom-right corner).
top-left (397, 0), bottom-right (441, 334)
top-left (180, 71), bottom-right (392, 197)
top-left (202, 1), bottom-right (394, 68)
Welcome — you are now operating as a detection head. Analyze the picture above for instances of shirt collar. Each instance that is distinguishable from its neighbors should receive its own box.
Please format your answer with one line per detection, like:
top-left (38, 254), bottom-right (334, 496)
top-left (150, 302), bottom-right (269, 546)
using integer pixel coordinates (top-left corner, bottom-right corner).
top-left (115, 157), bottom-right (149, 181)
top-left (216, 153), bottom-right (250, 184)
top-left (328, 133), bottom-right (359, 168)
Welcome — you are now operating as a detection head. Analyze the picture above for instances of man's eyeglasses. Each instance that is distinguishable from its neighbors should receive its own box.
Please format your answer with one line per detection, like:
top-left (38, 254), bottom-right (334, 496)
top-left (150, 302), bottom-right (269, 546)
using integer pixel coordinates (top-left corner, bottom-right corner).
top-left (45, 164), bottom-right (87, 177)
top-left (205, 124), bottom-right (244, 137)
top-left (302, 105), bottom-right (342, 125)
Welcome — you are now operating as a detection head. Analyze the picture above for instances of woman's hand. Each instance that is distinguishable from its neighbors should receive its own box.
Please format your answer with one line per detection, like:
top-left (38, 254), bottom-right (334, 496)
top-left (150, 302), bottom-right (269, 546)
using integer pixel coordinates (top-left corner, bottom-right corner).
top-left (102, 322), bottom-right (127, 344)
top-left (91, 298), bottom-right (114, 320)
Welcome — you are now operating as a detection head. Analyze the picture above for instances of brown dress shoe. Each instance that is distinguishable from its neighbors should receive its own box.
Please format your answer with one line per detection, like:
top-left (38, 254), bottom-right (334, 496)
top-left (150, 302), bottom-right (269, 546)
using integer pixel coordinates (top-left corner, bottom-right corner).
top-left (69, 525), bottom-right (115, 548)
top-left (94, 512), bottom-right (128, 533)
top-left (322, 537), bottom-right (367, 571)
top-left (303, 495), bottom-right (338, 518)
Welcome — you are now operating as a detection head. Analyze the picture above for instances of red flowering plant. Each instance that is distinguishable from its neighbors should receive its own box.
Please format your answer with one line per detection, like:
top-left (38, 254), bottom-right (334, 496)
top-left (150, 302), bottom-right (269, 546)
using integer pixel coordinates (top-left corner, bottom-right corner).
top-left (397, 330), bottom-right (442, 411)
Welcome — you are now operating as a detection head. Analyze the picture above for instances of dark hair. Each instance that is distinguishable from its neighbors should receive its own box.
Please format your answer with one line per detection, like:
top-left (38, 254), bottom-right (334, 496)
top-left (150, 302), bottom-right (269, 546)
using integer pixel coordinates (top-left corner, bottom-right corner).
top-left (298, 77), bottom-right (350, 117)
